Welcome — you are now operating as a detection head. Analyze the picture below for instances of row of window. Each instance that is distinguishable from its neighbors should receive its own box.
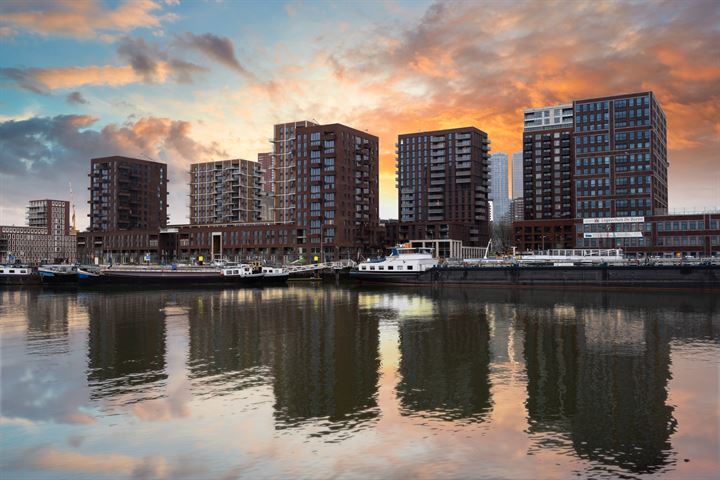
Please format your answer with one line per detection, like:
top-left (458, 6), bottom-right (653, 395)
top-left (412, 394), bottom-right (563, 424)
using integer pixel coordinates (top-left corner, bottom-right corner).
top-left (359, 264), bottom-right (415, 271)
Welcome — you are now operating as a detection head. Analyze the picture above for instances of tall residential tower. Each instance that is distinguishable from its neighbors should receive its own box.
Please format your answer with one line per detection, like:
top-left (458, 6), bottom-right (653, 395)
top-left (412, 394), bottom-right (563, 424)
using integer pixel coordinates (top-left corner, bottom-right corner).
top-left (396, 127), bottom-right (490, 245)
top-left (189, 159), bottom-right (264, 225)
top-left (88, 156), bottom-right (168, 231)
top-left (489, 153), bottom-right (510, 222)
top-left (573, 91), bottom-right (667, 218)
top-left (522, 104), bottom-right (575, 220)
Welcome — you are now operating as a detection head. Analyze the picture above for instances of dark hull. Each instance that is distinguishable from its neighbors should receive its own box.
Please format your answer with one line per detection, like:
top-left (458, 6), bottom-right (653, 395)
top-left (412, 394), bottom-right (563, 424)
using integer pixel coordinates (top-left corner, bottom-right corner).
top-left (263, 274), bottom-right (290, 284)
top-left (351, 264), bottom-right (720, 289)
top-left (39, 272), bottom-right (78, 284)
top-left (1, 274), bottom-right (41, 286)
top-left (79, 271), bottom-right (262, 286)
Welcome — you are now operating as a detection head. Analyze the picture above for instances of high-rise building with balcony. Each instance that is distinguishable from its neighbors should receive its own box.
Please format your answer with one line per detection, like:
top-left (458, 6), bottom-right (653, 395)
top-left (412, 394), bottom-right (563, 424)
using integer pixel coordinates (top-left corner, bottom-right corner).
top-left (0, 199), bottom-right (75, 264)
top-left (257, 152), bottom-right (273, 194)
top-left (27, 199), bottom-right (70, 235)
top-left (511, 152), bottom-right (523, 199)
top-left (271, 121), bottom-right (318, 224)
top-left (522, 104), bottom-right (575, 220)
top-left (573, 91), bottom-right (667, 218)
top-left (189, 159), bottom-right (264, 225)
top-left (88, 156), bottom-right (168, 232)
top-left (489, 153), bottom-right (510, 222)
top-left (396, 127), bottom-right (490, 246)
top-left (292, 123), bottom-right (379, 254)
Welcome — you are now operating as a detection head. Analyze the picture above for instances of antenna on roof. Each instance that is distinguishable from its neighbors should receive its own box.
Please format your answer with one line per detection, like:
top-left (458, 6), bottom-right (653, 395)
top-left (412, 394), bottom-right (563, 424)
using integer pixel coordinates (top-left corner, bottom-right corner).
top-left (141, 152), bottom-right (157, 162)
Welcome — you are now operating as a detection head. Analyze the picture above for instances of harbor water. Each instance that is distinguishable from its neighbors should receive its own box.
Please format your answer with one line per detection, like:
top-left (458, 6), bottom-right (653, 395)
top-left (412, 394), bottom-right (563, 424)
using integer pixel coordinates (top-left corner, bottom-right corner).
top-left (0, 286), bottom-right (718, 479)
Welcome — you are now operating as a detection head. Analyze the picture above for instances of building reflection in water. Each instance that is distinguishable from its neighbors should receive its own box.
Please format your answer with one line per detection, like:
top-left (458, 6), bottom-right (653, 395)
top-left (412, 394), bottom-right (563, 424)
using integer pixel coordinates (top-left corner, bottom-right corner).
top-left (25, 290), bottom-right (72, 355)
top-left (187, 289), bottom-right (273, 393)
top-left (395, 290), bottom-right (492, 422)
top-left (270, 289), bottom-right (380, 433)
top-left (522, 301), bottom-right (676, 474)
top-left (182, 287), bottom-right (381, 435)
top-left (86, 291), bottom-right (168, 400)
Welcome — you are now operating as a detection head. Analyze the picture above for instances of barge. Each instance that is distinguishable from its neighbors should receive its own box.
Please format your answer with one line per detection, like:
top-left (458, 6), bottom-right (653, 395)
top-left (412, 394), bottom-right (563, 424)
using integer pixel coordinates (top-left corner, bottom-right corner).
top-left (76, 264), bottom-right (272, 286)
top-left (350, 245), bottom-right (720, 289)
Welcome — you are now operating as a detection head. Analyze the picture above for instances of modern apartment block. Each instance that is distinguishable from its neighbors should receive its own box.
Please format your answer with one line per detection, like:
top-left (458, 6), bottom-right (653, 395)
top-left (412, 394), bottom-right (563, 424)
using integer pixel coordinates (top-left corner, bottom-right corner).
top-left (522, 104), bottom-right (575, 220)
top-left (489, 153), bottom-right (510, 222)
top-left (88, 156), bottom-right (168, 231)
top-left (27, 199), bottom-right (71, 235)
top-left (573, 91), bottom-right (668, 218)
top-left (396, 127), bottom-right (490, 246)
top-left (77, 121), bottom-right (381, 264)
top-left (0, 199), bottom-right (75, 264)
top-left (271, 121), bottom-right (318, 224)
top-left (510, 198), bottom-right (525, 222)
top-left (189, 159), bottom-right (264, 225)
top-left (257, 152), bottom-right (273, 194)
top-left (511, 152), bottom-right (523, 199)
top-left (292, 123), bottom-right (379, 253)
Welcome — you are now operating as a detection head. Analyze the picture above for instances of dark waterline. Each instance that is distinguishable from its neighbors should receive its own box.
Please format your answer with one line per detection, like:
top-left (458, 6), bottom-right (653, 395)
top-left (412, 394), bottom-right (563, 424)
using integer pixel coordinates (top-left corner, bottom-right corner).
top-left (1, 286), bottom-right (718, 479)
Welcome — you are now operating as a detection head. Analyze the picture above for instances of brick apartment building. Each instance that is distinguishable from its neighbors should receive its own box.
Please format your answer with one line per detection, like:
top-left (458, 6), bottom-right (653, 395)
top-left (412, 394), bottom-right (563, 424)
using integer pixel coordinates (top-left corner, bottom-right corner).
top-left (513, 91), bottom-right (690, 256)
top-left (88, 156), bottom-right (168, 231)
top-left (522, 103), bottom-right (575, 220)
top-left (396, 127), bottom-right (490, 246)
top-left (514, 212), bottom-right (720, 257)
top-left (189, 159), bottom-right (264, 224)
top-left (0, 199), bottom-right (76, 264)
top-left (77, 123), bottom-right (380, 264)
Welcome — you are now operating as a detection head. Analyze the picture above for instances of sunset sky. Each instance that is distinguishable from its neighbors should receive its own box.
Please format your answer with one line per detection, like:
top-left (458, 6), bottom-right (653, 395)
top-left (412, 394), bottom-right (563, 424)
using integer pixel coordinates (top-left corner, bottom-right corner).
top-left (1, 0), bottom-right (718, 228)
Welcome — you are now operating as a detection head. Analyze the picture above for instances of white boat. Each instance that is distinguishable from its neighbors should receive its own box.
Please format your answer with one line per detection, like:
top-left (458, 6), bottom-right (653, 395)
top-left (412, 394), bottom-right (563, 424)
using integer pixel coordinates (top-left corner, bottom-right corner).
top-left (351, 244), bottom-right (438, 283)
top-left (38, 264), bottom-right (78, 283)
top-left (261, 266), bottom-right (290, 283)
top-left (0, 265), bottom-right (35, 285)
top-left (221, 264), bottom-right (264, 281)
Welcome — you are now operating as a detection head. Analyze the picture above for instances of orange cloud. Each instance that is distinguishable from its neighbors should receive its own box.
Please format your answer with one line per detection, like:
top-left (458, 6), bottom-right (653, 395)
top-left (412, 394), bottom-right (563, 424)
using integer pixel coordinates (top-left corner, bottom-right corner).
top-left (323, 0), bottom-right (720, 213)
top-left (34, 65), bottom-right (144, 89)
top-left (0, 0), bottom-right (175, 39)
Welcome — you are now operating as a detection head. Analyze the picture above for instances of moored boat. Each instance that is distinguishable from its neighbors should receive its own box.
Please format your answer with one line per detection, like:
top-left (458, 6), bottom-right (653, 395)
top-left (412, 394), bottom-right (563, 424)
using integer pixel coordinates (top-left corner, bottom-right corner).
top-left (350, 244), bottom-right (438, 283)
top-left (0, 265), bottom-right (39, 286)
top-left (38, 264), bottom-right (79, 284)
top-left (77, 264), bottom-right (264, 286)
top-left (261, 266), bottom-right (290, 283)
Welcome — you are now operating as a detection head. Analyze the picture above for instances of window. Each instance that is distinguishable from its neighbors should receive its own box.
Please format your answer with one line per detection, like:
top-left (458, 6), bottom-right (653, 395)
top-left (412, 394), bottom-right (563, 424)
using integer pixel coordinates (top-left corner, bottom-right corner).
top-left (407, 265), bottom-right (413, 270)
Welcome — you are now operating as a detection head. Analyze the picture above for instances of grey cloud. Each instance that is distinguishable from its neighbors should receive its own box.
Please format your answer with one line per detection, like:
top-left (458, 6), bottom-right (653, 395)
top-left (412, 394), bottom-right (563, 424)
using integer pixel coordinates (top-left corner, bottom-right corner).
top-left (117, 36), bottom-right (207, 83)
top-left (175, 32), bottom-right (252, 77)
top-left (66, 91), bottom-right (88, 105)
top-left (0, 67), bottom-right (50, 95)
top-left (0, 114), bottom-right (227, 227)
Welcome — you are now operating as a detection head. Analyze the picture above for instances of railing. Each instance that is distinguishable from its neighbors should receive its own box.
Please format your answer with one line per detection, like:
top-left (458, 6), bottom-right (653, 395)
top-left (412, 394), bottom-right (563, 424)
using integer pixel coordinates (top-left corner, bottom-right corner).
top-left (287, 259), bottom-right (357, 273)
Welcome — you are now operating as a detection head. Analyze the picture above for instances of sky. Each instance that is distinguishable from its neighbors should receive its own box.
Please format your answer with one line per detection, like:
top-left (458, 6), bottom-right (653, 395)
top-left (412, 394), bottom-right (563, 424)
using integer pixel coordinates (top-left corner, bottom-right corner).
top-left (1, 0), bottom-right (719, 229)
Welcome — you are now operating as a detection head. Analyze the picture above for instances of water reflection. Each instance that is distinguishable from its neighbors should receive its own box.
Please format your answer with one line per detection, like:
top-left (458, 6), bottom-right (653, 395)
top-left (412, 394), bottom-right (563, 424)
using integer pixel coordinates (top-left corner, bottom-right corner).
top-left (187, 290), bottom-right (271, 393)
top-left (396, 298), bottom-right (492, 422)
top-left (87, 292), bottom-right (167, 400)
top-left (0, 286), bottom-right (718, 480)
top-left (271, 289), bottom-right (380, 432)
top-left (523, 303), bottom-right (677, 474)
top-left (184, 288), bottom-right (381, 434)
